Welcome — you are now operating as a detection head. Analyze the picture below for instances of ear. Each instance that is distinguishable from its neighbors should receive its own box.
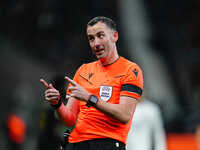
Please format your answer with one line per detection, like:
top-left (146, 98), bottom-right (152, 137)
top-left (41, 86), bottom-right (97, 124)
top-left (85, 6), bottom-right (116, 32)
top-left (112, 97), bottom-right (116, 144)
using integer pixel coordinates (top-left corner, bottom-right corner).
top-left (112, 31), bottom-right (118, 43)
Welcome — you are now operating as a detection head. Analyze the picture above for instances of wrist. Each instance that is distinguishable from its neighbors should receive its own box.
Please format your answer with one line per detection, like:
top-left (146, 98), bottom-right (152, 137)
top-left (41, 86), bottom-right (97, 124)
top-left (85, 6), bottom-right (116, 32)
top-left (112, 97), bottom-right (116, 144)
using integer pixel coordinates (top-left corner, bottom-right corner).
top-left (51, 99), bottom-right (62, 109)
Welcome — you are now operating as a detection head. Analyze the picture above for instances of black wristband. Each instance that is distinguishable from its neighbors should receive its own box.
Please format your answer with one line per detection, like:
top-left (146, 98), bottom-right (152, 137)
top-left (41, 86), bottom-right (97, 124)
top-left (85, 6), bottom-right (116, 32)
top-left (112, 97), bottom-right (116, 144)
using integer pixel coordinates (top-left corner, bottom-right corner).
top-left (51, 99), bottom-right (62, 109)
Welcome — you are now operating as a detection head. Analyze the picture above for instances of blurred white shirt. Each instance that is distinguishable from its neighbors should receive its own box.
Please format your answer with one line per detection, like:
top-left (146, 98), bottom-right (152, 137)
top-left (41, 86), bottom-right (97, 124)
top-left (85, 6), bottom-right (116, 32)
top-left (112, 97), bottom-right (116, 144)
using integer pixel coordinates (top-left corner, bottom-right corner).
top-left (126, 99), bottom-right (166, 150)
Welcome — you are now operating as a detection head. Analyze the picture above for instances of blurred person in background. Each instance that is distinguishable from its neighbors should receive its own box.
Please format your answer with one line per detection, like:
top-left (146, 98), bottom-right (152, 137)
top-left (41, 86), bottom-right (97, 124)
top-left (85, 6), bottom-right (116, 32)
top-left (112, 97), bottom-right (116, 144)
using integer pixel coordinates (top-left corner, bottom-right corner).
top-left (40, 16), bottom-right (144, 150)
top-left (126, 93), bottom-right (166, 150)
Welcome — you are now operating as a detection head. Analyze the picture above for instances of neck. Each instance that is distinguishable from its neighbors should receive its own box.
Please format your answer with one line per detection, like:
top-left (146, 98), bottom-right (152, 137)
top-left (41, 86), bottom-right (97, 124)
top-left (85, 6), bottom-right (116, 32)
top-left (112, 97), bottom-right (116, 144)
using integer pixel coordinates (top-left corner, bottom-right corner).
top-left (99, 48), bottom-right (119, 66)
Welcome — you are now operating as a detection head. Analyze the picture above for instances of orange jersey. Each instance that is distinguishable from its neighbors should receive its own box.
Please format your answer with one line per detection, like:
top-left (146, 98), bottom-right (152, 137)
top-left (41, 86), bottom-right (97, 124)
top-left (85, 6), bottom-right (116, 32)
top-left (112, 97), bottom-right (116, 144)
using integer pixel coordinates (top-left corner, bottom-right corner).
top-left (67, 56), bottom-right (143, 144)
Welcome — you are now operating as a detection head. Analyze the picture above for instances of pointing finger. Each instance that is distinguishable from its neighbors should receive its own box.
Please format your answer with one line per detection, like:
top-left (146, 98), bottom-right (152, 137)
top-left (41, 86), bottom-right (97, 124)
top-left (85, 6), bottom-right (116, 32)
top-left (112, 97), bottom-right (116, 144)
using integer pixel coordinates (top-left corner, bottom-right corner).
top-left (40, 79), bottom-right (49, 89)
top-left (65, 76), bottom-right (77, 86)
top-left (68, 85), bottom-right (78, 90)
top-left (49, 83), bottom-right (55, 89)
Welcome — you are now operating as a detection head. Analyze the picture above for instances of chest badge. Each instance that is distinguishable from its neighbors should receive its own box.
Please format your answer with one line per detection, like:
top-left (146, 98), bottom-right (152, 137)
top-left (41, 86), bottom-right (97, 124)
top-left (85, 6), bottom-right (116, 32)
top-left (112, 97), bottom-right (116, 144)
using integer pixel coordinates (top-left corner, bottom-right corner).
top-left (99, 86), bottom-right (113, 101)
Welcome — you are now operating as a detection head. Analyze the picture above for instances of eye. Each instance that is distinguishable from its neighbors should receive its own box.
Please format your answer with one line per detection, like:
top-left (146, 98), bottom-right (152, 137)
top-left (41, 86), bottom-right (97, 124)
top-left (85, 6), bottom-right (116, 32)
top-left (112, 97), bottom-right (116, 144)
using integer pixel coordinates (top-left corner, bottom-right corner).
top-left (98, 33), bottom-right (104, 39)
top-left (99, 34), bottom-right (104, 38)
top-left (88, 36), bottom-right (94, 42)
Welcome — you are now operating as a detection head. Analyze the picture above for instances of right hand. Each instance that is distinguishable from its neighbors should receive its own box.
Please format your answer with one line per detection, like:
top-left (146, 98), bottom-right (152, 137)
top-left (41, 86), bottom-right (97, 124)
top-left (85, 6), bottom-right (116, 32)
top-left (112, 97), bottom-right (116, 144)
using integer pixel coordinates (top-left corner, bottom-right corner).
top-left (40, 79), bottom-right (61, 105)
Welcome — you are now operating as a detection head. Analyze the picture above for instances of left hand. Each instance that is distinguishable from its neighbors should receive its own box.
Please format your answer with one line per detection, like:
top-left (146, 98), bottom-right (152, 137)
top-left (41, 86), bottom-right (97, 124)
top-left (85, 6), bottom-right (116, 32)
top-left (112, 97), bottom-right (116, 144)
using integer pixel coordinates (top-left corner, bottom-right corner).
top-left (40, 79), bottom-right (61, 105)
top-left (65, 76), bottom-right (91, 102)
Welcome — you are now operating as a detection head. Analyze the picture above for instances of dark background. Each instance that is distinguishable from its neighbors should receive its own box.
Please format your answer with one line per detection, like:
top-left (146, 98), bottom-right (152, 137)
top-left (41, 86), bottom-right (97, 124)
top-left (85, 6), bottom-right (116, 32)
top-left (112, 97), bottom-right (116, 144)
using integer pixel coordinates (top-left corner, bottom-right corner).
top-left (0, 0), bottom-right (200, 149)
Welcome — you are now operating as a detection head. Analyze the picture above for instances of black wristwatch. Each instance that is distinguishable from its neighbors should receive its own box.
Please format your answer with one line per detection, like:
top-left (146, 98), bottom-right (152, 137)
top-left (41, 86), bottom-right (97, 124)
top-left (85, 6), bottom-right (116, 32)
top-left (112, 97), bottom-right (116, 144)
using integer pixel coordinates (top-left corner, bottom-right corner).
top-left (86, 95), bottom-right (98, 107)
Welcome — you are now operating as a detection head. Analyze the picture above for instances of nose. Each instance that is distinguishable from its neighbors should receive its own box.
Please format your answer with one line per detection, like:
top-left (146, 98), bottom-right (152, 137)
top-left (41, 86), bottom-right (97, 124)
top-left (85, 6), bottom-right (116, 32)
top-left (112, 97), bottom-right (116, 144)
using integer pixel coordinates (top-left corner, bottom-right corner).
top-left (94, 38), bottom-right (101, 47)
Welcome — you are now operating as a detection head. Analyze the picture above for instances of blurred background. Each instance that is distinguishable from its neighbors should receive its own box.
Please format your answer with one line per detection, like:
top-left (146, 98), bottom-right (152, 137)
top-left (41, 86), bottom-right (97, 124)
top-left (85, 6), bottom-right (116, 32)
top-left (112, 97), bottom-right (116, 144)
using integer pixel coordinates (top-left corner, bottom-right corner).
top-left (0, 0), bottom-right (200, 149)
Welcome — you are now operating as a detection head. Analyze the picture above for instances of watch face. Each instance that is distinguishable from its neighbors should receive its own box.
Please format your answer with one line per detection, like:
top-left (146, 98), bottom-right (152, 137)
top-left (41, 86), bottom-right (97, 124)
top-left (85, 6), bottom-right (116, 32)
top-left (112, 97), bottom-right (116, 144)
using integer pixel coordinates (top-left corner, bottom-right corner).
top-left (86, 95), bottom-right (98, 107)
top-left (90, 95), bottom-right (98, 104)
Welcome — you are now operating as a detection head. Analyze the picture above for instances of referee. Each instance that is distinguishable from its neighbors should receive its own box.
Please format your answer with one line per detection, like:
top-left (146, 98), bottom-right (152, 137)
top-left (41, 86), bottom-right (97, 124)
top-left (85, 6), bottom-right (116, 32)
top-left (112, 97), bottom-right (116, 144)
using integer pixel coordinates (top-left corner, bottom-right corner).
top-left (40, 16), bottom-right (143, 150)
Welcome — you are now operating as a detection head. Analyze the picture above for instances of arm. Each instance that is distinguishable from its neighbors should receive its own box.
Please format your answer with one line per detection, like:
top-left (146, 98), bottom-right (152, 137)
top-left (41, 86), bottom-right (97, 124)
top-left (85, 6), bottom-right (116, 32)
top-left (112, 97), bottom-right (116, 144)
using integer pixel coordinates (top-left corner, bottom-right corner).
top-left (58, 95), bottom-right (137, 126)
top-left (57, 97), bottom-right (80, 127)
top-left (40, 78), bottom-right (79, 127)
top-left (65, 76), bottom-right (138, 124)
top-left (95, 96), bottom-right (138, 124)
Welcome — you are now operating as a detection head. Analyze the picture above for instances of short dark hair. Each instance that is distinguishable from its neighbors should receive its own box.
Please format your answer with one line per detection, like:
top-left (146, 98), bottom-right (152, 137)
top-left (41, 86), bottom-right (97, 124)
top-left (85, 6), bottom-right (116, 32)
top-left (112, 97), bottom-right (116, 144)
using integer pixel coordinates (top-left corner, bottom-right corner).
top-left (87, 16), bottom-right (117, 31)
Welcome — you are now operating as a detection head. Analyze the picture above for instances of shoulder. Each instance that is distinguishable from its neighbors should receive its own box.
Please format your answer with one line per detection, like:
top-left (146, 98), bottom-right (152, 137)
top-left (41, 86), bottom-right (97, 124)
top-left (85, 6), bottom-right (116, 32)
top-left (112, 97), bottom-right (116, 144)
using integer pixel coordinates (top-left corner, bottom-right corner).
top-left (74, 60), bottom-right (99, 77)
top-left (119, 57), bottom-right (142, 71)
top-left (84, 60), bottom-right (98, 66)
top-left (78, 60), bottom-right (98, 69)
top-left (119, 57), bottom-right (143, 80)
top-left (73, 60), bottom-right (98, 81)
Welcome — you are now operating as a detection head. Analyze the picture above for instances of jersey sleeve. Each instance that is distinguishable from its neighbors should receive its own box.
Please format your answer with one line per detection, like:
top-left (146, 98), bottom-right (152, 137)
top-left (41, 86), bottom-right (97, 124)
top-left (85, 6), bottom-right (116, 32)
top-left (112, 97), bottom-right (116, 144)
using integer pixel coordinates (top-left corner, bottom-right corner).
top-left (120, 64), bottom-right (143, 100)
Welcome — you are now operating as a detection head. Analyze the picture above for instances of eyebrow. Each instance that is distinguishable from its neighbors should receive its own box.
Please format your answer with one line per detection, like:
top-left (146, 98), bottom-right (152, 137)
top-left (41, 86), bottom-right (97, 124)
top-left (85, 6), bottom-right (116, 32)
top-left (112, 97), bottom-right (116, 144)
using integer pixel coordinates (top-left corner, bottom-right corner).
top-left (97, 31), bottom-right (104, 35)
top-left (88, 31), bottom-right (104, 37)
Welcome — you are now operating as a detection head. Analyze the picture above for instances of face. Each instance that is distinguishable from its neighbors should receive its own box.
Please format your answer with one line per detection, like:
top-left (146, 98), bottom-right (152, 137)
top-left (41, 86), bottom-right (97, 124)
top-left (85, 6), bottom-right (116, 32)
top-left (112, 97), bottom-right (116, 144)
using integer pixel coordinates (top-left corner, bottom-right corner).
top-left (87, 22), bottom-right (118, 60)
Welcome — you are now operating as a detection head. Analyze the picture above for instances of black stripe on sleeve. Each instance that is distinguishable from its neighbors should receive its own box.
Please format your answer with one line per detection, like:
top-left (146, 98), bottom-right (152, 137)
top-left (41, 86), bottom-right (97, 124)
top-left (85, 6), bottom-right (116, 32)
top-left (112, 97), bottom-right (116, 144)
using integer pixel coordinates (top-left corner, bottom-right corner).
top-left (121, 84), bottom-right (143, 96)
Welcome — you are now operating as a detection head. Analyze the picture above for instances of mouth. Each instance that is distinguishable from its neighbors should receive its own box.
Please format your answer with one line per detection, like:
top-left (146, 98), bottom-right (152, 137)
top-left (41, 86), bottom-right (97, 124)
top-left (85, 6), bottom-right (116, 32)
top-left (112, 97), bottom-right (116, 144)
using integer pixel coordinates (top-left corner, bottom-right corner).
top-left (95, 49), bottom-right (104, 56)
top-left (94, 46), bottom-right (104, 56)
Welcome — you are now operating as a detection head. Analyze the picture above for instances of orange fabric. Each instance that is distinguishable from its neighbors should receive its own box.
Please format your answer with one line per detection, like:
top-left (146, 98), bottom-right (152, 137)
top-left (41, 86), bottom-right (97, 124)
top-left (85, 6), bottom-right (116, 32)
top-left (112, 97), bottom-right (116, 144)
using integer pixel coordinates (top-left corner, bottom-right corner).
top-left (67, 57), bottom-right (143, 144)
top-left (167, 133), bottom-right (198, 150)
top-left (7, 114), bottom-right (26, 144)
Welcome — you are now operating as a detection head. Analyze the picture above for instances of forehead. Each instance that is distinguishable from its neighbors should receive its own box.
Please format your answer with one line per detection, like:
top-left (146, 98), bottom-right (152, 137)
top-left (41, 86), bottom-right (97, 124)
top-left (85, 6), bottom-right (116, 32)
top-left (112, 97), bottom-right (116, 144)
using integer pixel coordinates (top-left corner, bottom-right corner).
top-left (87, 22), bottom-right (110, 35)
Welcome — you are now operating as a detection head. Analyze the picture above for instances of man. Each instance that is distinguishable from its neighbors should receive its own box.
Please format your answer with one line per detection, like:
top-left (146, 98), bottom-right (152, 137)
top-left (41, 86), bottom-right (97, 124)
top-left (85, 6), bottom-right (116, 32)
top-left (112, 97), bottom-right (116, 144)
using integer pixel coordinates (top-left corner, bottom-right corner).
top-left (40, 16), bottom-right (143, 150)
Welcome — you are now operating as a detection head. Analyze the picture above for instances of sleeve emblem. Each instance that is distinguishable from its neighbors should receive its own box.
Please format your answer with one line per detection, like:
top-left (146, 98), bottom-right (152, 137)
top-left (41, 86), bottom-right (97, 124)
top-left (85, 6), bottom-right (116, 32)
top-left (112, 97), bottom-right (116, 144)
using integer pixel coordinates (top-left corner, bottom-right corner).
top-left (133, 68), bottom-right (138, 77)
